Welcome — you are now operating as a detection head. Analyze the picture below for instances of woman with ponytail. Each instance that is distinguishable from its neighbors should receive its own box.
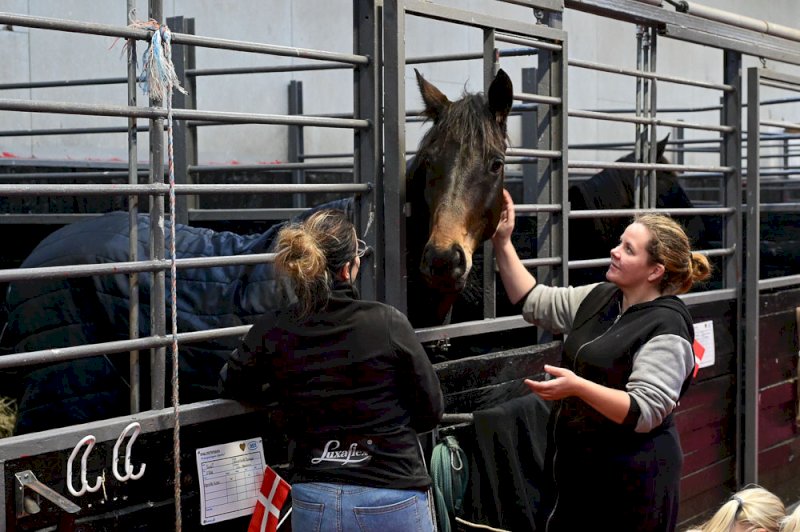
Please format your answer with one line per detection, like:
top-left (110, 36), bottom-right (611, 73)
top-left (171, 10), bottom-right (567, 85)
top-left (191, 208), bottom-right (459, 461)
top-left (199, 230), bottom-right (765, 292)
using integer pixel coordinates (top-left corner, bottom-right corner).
top-left (686, 486), bottom-right (785, 532)
top-left (491, 189), bottom-right (711, 531)
top-left (221, 209), bottom-right (443, 532)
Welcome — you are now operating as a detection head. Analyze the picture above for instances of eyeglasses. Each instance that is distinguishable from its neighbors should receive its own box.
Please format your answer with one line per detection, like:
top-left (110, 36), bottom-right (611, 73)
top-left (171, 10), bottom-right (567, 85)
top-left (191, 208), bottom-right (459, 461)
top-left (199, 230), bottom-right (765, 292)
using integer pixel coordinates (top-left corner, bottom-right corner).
top-left (355, 238), bottom-right (370, 259)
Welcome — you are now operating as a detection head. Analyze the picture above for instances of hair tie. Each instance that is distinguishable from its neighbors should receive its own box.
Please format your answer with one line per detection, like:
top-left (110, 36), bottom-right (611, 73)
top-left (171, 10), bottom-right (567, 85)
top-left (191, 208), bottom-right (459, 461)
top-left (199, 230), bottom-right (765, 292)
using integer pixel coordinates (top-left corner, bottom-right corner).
top-left (732, 495), bottom-right (744, 514)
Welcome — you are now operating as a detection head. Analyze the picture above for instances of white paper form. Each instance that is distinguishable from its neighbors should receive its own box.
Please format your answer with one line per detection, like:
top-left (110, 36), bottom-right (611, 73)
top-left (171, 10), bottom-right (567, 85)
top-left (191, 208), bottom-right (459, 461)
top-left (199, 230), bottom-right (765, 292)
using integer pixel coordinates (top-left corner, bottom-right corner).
top-left (196, 437), bottom-right (266, 525)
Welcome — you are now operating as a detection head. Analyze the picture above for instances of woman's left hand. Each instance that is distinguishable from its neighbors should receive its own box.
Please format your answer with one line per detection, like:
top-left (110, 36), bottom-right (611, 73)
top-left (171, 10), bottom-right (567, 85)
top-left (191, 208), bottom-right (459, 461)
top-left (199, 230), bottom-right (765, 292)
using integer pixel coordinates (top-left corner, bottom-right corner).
top-left (524, 364), bottom-right (582, 401)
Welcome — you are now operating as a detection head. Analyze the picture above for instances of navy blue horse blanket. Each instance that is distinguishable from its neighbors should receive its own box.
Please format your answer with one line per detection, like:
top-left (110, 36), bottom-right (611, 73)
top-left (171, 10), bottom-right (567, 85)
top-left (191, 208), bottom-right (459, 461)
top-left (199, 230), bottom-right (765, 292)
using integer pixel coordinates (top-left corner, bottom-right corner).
top-left (2, 201), bottom-right (351, 434)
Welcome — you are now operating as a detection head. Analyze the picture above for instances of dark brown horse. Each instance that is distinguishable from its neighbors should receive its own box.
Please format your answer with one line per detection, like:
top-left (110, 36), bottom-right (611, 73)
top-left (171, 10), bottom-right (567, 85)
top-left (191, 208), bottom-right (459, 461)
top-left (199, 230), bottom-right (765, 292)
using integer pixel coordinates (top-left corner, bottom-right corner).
top-left (405, 69), bottom-right (513, 327)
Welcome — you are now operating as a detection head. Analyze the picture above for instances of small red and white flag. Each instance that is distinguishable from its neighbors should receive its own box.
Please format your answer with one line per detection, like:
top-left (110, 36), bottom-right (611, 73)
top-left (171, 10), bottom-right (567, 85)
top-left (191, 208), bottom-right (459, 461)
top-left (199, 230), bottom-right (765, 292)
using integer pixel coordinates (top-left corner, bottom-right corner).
top-left (248, 466), bottom-right (291, 532)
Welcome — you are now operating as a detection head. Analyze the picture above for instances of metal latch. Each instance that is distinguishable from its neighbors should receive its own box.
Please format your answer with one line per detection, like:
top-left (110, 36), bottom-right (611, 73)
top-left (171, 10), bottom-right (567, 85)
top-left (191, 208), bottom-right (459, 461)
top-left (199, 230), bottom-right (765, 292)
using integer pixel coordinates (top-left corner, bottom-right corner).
top-left (15, 470), bottom-right (80, 519)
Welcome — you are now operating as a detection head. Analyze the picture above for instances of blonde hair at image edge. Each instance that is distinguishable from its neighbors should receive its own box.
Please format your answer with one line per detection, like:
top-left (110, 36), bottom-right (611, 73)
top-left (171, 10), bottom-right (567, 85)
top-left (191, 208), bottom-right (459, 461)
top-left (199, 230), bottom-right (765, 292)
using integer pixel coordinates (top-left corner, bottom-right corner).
top-left (684, 487), bottom-right (785, 532)
top-left (781, 504), bottom-right (800, 532)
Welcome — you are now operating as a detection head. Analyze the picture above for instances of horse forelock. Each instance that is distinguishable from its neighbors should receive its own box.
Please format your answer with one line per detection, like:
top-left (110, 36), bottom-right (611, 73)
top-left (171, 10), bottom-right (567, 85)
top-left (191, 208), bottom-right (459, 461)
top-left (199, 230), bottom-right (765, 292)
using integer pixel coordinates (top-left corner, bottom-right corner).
top-left (418, 93), bottom-right (506, 158)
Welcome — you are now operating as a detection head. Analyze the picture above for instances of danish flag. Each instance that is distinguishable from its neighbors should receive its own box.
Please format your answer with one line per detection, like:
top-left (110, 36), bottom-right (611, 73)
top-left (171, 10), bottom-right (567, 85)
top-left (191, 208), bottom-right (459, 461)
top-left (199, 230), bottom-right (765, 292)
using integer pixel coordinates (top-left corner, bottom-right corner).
top-left (248, 466), bottom-right (291, 532)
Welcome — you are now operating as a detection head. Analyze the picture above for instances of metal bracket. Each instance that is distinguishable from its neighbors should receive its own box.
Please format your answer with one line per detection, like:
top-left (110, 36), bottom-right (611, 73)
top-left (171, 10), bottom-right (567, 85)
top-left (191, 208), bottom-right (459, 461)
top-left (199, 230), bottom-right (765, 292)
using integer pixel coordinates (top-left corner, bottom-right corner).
top-left (15, 470), bottom-right (80, 519)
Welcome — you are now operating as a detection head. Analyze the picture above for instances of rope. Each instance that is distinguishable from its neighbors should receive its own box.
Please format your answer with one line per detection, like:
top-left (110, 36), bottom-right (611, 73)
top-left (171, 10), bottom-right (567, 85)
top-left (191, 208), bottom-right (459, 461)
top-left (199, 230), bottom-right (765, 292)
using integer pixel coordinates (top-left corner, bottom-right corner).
top-left (128, 17), bottom-right (187, 532)
top-left (430, 435), bottom-right (469, 532)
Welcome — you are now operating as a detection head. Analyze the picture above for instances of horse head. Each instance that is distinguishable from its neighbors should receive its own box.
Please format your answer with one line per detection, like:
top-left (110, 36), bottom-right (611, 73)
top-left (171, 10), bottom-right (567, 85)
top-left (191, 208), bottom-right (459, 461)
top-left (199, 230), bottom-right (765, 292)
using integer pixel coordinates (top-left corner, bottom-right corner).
top-left (406, 69), bottom-right (513, 327)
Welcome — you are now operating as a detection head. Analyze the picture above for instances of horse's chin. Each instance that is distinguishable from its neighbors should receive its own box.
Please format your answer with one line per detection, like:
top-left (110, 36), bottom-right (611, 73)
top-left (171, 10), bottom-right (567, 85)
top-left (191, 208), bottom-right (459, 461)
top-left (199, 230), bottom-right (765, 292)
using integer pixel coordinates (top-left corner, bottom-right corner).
top-left (422, 275), bottom-right (468, 294)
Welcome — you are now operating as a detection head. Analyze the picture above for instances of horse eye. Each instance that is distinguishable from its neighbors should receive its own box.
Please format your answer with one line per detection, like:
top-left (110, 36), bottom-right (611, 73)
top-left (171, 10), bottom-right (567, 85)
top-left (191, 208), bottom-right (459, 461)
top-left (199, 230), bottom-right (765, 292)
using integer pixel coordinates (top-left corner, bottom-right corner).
top-left (489, 159), bottom-right (504, 173)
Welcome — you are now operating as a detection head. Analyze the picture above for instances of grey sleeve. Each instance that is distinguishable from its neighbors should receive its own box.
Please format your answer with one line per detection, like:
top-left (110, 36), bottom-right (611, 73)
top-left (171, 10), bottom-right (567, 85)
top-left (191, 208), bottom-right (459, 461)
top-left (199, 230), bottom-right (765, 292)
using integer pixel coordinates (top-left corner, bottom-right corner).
top-left (521, 283), bottom-right (600, 334)
top-left (626, 334), bottom-right (695, 433)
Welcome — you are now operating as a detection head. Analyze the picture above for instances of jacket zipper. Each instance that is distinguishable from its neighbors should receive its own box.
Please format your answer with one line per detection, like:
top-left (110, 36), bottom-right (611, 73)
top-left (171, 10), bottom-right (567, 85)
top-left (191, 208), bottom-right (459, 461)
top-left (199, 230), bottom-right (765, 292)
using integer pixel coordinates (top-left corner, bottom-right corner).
top-left (544, 308), bottom-right (622, 532)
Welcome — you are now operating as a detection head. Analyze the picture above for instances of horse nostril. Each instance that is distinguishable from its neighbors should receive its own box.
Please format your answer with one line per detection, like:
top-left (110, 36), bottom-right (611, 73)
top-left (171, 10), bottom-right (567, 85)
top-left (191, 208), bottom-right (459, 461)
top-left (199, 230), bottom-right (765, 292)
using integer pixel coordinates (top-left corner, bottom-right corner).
top-left (420, 243), bottom-right (468, 282)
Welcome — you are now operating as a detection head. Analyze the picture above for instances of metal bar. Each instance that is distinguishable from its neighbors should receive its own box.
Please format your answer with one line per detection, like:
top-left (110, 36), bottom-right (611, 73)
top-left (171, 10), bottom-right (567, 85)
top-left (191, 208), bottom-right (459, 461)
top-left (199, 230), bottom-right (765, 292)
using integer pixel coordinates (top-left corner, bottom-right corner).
top-left (757, 69), bottom-right (800, 87)
top-left (506, 148), bottom-right (562, 158)
top-left (556, 29), bottom-right (569, 286)
top-left (415, 315), bottom-right (533, 344)
top-left (483, 34), bottom-right (498, 321)
top-left (188, 208), bottom-right (307, 222)
top-left (288, 80), bottom-right (306, 209)
top-left (0, 183), bottom-right (370, 196)
top-left (647, 26), bottom-right (658, 209)
top-left (148, 0), bottom-right (166, 413)
top-left (189, 161), bottom-right (354, 172)
top-left (0, 399), bottom-right (259, 457)
top-left (495, 32), bottom-right (563, 51)
top-left (405, 1), bottom-right (565, 42)
top-left (0, 254), bottom-right (277, 284)
top-left (569, 160), bottom-right (734, 172)
top-left (743, 66), bottom-right (761, 486)
top-left (353, 0), bottom-right (380, 302)
top-left (0, 126), bottom-right (150, 137)
top-left (761, 119), bottom-right (800, 130)
top-left (758, 275), bottom-right (800, 291)
top-left (127, 1), bottom-right (141, 416)
top-left (514, 92), bottom-right (562, 105)
top-left (568, 58), bottom-right (734, 91)
top-left (0, 12), bottom-right (369, 65)
top-left (569, 109), bottom-right (734, 132)
top-left (498, 0), bottom-right (564, 12)
top-left (0, 98), bottom-right (370, 129)
top-left (563, 0), bottom-right (800, 66)
top-left (760, 79), bottom-right (800, 94)
top-left (675, 1), bottom-right (800, 43)
top-left (382, 0), bottom-right (408, 316)
top-left (568, 206), bottom-right (734, 217)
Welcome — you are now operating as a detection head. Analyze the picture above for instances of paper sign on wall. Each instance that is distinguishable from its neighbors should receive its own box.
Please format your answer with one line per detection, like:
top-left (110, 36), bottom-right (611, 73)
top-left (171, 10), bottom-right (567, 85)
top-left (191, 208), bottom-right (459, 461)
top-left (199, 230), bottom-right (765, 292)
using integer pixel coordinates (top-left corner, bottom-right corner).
top-left (196, 437), bottom-right (266, 526)
top-left (693, 320), bottom-right (715, 369)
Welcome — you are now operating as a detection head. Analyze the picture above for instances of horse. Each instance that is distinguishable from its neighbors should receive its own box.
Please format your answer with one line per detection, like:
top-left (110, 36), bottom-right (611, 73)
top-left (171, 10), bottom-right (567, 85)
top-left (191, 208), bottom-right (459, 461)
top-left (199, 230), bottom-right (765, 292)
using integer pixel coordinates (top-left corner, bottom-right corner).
top-left (405, 68), bottom-right (513, 327)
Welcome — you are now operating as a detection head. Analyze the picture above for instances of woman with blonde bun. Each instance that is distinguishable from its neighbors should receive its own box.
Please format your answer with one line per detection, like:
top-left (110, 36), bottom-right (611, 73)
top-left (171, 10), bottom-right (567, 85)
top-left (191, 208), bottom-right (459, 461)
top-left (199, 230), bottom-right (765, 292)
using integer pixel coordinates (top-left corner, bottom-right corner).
top-left (221, 209), bottom-right (444, 532)
top-left (685, 486), bottom-right (785, 532)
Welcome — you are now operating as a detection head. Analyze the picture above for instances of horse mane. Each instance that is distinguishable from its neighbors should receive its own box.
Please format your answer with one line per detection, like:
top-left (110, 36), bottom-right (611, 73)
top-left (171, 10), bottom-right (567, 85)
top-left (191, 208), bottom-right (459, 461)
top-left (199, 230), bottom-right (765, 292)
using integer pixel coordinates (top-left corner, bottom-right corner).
top-left (416, 93), bottom-right (507, 159)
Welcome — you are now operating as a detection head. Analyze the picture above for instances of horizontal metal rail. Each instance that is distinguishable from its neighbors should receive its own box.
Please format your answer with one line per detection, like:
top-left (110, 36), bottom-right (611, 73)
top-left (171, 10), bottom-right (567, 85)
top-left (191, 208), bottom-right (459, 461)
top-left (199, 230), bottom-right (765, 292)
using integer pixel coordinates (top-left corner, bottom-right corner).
top-left (569, 160), bottom-right (735, 173)
top-left (506, 148), bottom-right (562, 158)
top-left (569, 109), bottom-right (734, 133)
top-left (189, 161), bottom-right (354, 173)
top-left (568, 58), bottom-right (734, 91)
top-left (188, 208), bottom-right (309, 222)
top-left (514, 92), bottom-right (563, 105)
top-left (0, 182), bottom-right (370, 196)
top-left (0, 99), bottom-right (369, 129)
top-left (415, 315), bottom-right (533, 344)
top-left (0, 254), bottom-right (277, 284)
top-left (761, 119), bottom-right (800, 130)
top-left (760, 78), bottom-right (800, 94)
top-left (563, 245), bottom-right (734, 270)
top-left (0, 399), bottom-right (259, 457)
top-left (568, 206), bottom-right (735, 218)
top-left (0, 12), bottom-right (369, 65)
top-left (759, 274), bottom-right (800, 292)
top-left (495, 32), bottom-right (563, 51)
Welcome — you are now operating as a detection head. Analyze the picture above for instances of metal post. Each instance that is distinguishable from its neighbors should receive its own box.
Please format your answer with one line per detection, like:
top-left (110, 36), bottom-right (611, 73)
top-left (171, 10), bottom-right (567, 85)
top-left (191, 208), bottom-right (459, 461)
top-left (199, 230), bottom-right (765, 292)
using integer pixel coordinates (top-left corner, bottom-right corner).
top-left (743, 66), bottom-right (761, 486)
top-left (148, 0), bottom-right (166, 411)
top-left (634, 25), bottom-right (644, 210)
top-left (647, 26), bottom-right (658, 209)
top-left (169, 16), bottom-right (196, 226)
top-left (522, 67), bottom-right (539, 207)
top-left (287, 80), bottom-right (306, 209)
top-left (353, 0), bottom-right (379, 302)
top-left (722, 50), bottom-right (743, 486)
top-left (556, 36), bottom-right (569, 287)
top-left (126, 0), bottom-right (141, 415)
top-left (382, 0), bottom-right (408, 314)
top-left (483, 33), bottom-right (498, 320)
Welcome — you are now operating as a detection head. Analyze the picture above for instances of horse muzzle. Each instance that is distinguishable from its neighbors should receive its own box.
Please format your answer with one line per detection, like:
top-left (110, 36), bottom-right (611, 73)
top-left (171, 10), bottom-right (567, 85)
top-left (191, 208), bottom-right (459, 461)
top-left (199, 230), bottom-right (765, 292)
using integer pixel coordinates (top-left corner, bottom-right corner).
top-left (419, 242), bottom-right (471, 291)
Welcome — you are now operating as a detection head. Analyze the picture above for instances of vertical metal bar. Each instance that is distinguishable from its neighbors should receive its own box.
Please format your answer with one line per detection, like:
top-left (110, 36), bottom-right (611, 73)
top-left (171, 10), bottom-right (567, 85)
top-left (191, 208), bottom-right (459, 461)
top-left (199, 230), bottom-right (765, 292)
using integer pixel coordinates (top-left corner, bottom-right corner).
top-left (482, 32), bottom-right (498, 320)
top-left (743, 66), bottom-right (761, 486)
top-left (169, 16), bottom-right (195, 226)
top-left (556, 36), bottom-right (569, 287)
top-left (671, 122), bottom-right (685, 165)
top-left (382, 0), bottom-right (407, 314)
top-left (353, 0), bottom-right (379, 303)
top-left (640, 27), bottom-right (652, 208)
top-left (722, 50), bottom-right (743, 488)
top-left (647, 26), bottom-right (658, 209)
top-left (634, 25), bottom-right (644, 210)
top-left (148, 0), bottom-right (166, 411)
top-left (126, 0), bottom-right (141, 415)
top-left (521, 67), bottom-right (538, 207)
top-left (287, 80), bottom-right (306, 209)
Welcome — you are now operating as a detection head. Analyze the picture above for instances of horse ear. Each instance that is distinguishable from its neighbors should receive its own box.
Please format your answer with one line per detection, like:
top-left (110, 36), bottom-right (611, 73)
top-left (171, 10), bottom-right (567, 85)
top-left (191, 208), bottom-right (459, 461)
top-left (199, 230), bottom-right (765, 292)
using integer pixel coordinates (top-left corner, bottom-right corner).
top-left (657, 134), bottom-right (670, 159)
top-left (488, 69), bottom-right (513, 129)
top-left (415, 69), bottom-right (451, 121)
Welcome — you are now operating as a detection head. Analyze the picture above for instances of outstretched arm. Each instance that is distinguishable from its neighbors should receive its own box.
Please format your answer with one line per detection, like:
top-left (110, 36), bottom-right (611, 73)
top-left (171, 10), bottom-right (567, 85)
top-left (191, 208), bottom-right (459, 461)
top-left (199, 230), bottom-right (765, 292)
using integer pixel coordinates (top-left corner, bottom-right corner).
top-left (525, 365), bottom-right (631, 424)
top-left (491, 189), bottom-right (536, 305)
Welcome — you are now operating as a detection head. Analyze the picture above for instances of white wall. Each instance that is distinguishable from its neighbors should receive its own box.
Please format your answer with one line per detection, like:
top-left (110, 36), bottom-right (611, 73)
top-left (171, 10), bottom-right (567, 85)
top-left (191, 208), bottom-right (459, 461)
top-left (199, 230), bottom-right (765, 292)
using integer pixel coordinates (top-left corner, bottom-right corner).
top-left (0, 0), bottom-right (798, 167)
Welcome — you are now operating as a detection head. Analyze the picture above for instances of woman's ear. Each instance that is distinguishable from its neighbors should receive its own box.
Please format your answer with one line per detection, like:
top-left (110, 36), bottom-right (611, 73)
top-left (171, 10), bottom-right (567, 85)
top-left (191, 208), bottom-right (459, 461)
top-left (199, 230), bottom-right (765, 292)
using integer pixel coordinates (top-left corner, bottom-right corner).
top-left (648, 262), bottom-right (665, 283)
top-left (338, 262), bottom-right (352, 282)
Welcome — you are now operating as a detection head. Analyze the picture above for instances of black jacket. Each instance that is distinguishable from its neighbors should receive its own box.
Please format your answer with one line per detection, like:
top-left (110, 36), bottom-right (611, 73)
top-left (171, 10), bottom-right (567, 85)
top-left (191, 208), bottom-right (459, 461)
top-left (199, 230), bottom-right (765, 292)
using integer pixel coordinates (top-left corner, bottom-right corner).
top-left (220, 282), bottom-right (444, 490)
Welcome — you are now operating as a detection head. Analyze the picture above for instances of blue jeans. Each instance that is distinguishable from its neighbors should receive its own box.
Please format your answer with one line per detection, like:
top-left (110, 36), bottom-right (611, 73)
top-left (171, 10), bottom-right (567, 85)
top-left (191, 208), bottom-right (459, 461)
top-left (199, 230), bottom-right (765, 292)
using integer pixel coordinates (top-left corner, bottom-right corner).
top-left (291, 482), bottom-right (435, 532)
